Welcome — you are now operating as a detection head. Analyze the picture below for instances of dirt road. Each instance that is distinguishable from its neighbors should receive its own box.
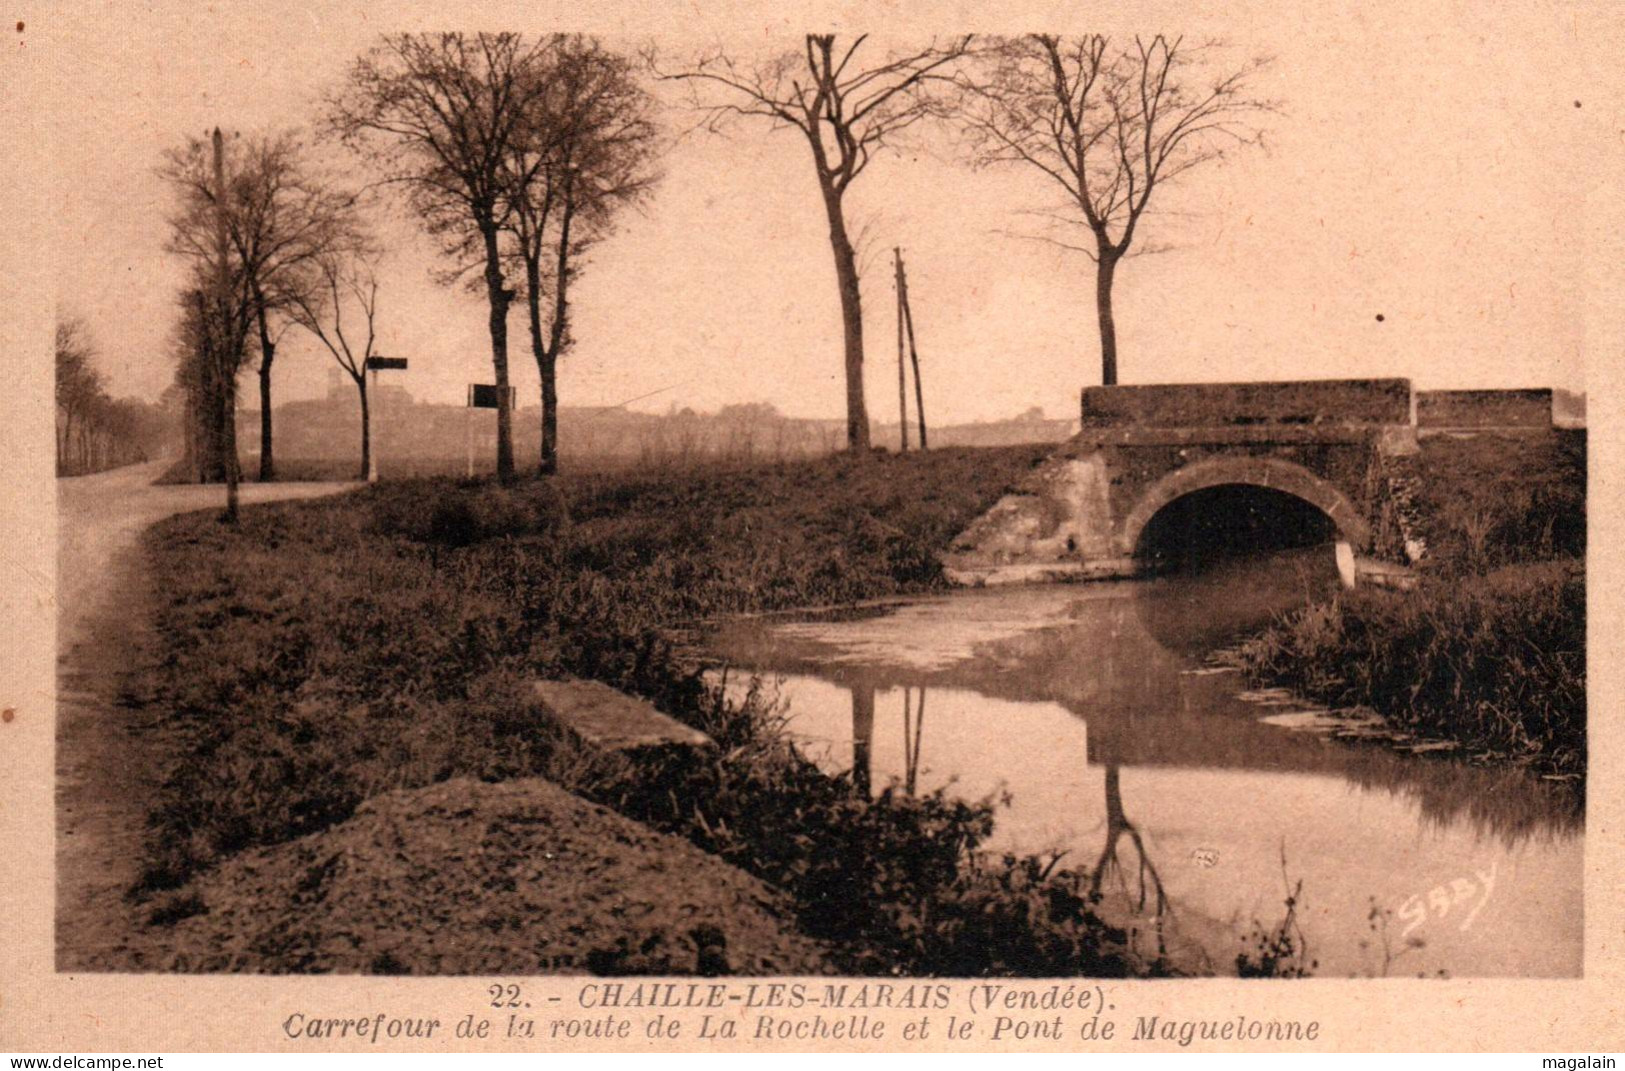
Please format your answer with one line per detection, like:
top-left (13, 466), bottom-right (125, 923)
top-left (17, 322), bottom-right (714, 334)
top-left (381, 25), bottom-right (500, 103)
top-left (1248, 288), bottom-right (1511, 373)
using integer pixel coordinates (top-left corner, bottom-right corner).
top-left (56, 461), bottom-right (356, 971)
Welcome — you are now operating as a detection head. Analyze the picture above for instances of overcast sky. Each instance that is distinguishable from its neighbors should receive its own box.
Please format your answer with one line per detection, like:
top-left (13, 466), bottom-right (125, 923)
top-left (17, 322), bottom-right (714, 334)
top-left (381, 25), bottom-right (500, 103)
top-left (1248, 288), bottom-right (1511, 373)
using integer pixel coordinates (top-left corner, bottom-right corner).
top-left (40, 2), bottom-right (1623, 423)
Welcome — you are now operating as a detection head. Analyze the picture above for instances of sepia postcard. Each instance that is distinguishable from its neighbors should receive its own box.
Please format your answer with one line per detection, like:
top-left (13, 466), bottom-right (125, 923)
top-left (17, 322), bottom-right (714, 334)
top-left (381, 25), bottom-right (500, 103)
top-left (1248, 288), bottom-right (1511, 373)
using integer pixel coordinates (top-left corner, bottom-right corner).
top-left (2, 0), bottom-right (1623, 1055)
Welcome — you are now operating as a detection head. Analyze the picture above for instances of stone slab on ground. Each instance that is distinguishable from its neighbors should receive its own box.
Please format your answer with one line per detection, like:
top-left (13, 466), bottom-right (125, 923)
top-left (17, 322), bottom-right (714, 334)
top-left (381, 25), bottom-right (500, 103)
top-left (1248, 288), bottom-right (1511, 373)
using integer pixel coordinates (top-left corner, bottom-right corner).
top-left (144, 778), bottom-right (829, 975)
top-left (532, 679), bottom-right (714, 751)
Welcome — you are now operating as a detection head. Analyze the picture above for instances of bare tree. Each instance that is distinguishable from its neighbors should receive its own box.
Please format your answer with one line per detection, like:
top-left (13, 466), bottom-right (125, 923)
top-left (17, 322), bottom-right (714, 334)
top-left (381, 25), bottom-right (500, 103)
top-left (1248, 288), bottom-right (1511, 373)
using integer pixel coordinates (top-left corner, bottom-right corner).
top-left (659, 34), bottom-right (974, 451)
top-left (54, 318), bottom-right (166, 476)
top-left (957, 35), bottom-right (1272, 385)
top-left (328, 33), bottom-right (560, 482)
top-left (286, 251), bottom-right (382, 479)
top-left (160, 129), bottom-right (257, 519)
top-left (505, 37), bottom-right (660, 474)
top-left (160, 129), bottom-right (360, 480)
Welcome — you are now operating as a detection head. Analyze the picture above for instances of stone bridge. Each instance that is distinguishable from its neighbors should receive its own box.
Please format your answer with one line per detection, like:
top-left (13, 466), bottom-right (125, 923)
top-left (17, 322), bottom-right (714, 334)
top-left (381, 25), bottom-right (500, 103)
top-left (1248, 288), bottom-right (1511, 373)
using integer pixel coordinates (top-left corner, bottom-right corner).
top-left (943, 379), bottom-right (1465, 588)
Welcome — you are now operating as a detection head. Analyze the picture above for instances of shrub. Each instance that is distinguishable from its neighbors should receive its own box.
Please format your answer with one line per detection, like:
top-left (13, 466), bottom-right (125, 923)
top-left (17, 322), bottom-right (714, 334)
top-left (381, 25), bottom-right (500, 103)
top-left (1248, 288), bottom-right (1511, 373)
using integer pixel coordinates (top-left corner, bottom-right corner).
top-left (1238, 560), bottom-right (1585, 774)
top-left (1235, 879), bottom-right (1314, 979)
top-left (370, 480), bottom-right (569, 547)
top-left (573, 684), bottom-right (1147, 976)
top-left (1414, 432), bottom-right (1585, 576)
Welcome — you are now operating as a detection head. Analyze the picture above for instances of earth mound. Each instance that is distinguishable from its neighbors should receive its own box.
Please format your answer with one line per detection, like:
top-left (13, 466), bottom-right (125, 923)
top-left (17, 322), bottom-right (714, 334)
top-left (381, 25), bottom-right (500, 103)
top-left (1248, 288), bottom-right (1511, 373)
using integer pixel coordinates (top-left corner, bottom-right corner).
top-left (146, 777), bottom-right (829, 975)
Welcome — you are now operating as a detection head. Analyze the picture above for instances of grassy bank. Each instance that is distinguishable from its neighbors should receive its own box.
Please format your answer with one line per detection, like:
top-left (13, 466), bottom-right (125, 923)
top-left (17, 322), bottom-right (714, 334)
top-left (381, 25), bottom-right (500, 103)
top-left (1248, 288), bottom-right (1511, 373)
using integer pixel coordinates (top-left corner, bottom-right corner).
top-left (133, 445), bottom-right (1170, 975)
top-left (1237, 432), bottom-right (1585, 776)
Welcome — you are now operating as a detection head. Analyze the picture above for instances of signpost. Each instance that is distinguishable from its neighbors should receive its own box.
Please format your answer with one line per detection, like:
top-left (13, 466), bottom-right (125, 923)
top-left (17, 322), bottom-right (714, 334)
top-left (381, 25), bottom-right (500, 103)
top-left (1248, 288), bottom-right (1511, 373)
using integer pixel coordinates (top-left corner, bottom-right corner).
top-left (364, 356), bottom-right (408, 483)
top-left (466, 384), bottom-right (516, 478)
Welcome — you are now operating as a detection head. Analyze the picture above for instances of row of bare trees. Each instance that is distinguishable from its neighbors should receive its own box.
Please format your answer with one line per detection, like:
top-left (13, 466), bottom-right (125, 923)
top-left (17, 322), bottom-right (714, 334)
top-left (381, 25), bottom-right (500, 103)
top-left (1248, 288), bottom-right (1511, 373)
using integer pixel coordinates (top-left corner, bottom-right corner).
top-left (158, 31), bottom-right (1267, 507)
top-left (662, 33), bottom-right (1271, 446)
top-left (661, 36), bottom-right (973, 451)
top-left (55, 317), bottom-right (170, 476)
top-left (161, 34), bottom-right (660, 503)
top-left (326, 33), bottom-right (660, 481)
top-left (161, 126), bottom-right (367, 517)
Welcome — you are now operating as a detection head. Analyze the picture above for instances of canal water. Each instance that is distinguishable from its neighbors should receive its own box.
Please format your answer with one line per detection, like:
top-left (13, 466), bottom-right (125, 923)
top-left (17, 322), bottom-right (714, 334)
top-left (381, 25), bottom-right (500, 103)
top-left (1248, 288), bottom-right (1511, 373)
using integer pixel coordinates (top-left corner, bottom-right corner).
top-left (703, 547), bottom-right (1583, 978)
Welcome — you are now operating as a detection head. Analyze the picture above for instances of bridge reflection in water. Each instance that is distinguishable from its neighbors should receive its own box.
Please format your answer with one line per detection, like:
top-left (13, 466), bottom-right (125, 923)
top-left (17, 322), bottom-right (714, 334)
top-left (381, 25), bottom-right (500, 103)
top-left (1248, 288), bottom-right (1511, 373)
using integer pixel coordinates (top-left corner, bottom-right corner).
top-left (706, 547), bottom-right (1581, 978)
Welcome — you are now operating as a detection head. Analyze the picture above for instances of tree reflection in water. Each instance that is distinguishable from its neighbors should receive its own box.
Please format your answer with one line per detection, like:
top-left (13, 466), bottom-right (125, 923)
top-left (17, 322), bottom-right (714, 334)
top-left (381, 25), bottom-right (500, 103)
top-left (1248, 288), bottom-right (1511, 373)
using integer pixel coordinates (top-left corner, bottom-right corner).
top-left (1089, 764), bottom-right (1169, 919)
top-left (847, 682), bottom-right (924, 796)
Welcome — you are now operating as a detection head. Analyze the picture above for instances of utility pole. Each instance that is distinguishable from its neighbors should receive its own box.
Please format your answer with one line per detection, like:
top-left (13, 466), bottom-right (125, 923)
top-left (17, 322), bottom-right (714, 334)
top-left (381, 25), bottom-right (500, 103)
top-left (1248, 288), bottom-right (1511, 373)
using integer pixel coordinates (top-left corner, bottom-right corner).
top-left (894, 247), bottom-right (909, 452)
top-left (897, 254), bottom-right (928, 450)
top-left (213, 127), bottom-right (240, 522)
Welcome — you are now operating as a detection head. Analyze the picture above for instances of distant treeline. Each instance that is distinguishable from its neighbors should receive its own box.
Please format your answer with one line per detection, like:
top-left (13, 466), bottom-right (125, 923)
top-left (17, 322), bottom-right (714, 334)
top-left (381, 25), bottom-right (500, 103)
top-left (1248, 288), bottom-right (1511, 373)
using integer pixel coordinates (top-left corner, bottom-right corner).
top-left (235, 395), bottom-right (1079, 472)
top-left (56, 317), bottom-right (177, 477)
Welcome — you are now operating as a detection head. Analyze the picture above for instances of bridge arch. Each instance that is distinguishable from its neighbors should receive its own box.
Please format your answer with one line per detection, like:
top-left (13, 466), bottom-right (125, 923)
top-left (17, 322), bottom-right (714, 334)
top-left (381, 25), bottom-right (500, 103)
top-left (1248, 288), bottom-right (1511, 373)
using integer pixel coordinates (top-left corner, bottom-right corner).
top-left (1116, 455), bottom-right (1371, 558)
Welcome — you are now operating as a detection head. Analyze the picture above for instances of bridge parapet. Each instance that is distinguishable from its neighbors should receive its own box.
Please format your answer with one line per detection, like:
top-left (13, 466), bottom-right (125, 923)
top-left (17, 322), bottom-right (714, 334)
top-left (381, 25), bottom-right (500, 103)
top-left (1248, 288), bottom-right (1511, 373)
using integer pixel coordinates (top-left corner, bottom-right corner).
top-left (1081, 378), bottom-right (1414, 429)
top-left (1416, 388), bottom-right (1552, 432)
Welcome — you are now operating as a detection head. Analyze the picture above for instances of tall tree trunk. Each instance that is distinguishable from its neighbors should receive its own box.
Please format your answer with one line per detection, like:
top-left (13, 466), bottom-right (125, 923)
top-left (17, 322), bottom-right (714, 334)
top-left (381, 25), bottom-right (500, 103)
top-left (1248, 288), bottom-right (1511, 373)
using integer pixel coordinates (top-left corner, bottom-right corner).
top-left (210, 128), bottom-right (238, 522)
top-left (254, 291), bottom-right (276, 482)
top-left (540, 353), bottom-right (558, 476)
top-left (1096, 248), bottom-right (1120, 387)
top-left (540, 194), bottom-right (575, 476)
top-left (219, 367), bottom-right (240, 523)
top-left (821, 186), bottom-right (870, 451)
top-left (355, 374), bottom-right (370, 482)
top-left (524, 251), bottom-right (558, 476)
top-left (480, 220), bottom-right (515, 483)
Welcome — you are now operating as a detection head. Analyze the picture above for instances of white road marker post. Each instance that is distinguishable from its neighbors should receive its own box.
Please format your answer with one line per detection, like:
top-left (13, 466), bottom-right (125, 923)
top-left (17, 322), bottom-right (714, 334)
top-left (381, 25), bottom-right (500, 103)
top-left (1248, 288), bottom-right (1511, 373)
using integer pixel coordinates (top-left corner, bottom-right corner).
top-left (466, 384), bottom-right (508, 478)
top-left (364, 356), bottom-right (408, 483)
top-left (367, 364), bottom-right (378, 483)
